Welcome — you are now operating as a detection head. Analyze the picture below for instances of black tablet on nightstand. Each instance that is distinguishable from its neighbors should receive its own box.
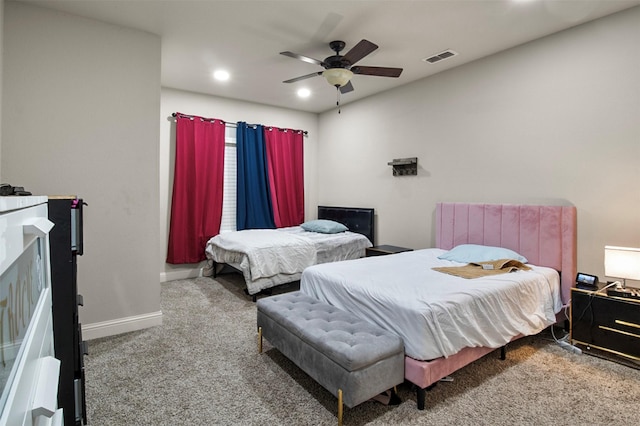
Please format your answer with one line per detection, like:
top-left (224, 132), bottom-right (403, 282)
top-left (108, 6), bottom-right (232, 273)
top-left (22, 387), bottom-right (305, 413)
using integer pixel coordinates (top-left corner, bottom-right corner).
top-left (575, 272), bottom-right (599, 290)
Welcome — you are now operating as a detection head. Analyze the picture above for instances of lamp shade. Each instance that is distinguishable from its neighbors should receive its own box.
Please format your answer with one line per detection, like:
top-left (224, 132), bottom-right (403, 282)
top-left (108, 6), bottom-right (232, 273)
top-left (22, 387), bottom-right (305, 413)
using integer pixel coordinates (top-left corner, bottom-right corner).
top-left (604, 246), bottom-right (640, 281)
top-left (323, 68), bottom-right (353, 87)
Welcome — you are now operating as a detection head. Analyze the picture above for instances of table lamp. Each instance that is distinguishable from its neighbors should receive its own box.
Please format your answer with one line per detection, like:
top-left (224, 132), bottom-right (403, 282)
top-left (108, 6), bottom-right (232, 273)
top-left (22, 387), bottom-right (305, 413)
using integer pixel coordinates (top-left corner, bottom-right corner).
top-left (604, 246), bottom-right (640, 288)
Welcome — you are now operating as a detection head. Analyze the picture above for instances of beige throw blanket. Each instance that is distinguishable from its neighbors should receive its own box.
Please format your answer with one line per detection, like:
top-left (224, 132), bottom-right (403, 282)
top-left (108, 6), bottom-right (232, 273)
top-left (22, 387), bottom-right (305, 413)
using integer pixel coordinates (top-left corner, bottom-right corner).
top-left (433, 259), bottom-right (531, 279)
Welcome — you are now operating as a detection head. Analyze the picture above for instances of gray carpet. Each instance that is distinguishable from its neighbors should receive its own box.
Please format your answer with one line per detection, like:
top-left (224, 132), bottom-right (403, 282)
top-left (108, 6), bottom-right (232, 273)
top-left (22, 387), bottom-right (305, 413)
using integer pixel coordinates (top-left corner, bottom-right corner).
top-left (85, 275), bottom-right (640, 425)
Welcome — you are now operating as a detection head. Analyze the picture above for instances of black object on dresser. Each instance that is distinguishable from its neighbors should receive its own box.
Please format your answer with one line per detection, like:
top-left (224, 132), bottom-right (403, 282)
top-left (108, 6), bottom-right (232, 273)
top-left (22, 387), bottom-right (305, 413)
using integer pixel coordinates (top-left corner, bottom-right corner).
top-left (571, 287), bottom-right (640, 368)
top-left (48, 196), bottom-right (88, 425)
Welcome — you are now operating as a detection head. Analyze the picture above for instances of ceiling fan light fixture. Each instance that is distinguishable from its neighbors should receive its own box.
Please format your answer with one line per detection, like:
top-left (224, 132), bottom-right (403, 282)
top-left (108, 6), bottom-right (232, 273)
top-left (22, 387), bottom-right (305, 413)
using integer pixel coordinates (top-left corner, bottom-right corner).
top-left (323, 68), bottom-right (353, 87)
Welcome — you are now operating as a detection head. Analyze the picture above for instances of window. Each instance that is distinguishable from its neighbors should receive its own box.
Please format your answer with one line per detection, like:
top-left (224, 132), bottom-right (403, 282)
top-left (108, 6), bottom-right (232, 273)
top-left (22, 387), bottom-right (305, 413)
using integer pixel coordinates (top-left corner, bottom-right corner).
top-left (219, 126), bottom-right (236, 233)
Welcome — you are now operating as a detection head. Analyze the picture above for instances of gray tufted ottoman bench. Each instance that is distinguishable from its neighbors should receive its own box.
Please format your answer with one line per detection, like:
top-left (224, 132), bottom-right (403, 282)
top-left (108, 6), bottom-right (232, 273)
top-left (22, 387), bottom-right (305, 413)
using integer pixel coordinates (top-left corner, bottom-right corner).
top-left (257, 291), bottom-right (404, 425)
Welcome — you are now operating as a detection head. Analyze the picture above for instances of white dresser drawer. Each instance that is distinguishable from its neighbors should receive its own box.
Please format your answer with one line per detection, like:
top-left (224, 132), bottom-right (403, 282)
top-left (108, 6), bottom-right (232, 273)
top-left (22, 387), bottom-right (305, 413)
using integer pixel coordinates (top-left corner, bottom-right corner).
top-left (0, 197), bottom-right (60, 426)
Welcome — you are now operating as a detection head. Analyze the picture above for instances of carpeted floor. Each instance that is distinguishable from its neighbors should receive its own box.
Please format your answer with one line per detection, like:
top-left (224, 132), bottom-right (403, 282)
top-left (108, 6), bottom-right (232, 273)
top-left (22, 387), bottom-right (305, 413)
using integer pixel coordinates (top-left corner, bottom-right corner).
top-left (85, 275), bottom-right (639, 425)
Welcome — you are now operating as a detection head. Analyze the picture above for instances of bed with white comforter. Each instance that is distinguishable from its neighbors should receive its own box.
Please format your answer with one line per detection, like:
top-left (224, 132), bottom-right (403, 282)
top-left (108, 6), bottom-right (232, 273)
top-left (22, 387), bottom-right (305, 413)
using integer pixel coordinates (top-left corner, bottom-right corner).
top-left (300, 248), bottom-right (562, 361)
top-left (206, 226), bottom-right (372, 296)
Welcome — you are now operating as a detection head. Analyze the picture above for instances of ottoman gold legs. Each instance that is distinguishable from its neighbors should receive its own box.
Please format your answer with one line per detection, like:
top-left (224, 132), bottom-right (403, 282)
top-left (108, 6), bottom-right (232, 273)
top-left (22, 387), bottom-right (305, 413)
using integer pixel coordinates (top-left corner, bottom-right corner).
top-left (258, 326), bottom-right (263, 353)
top-left (337, 389), bottom-right (343, 426)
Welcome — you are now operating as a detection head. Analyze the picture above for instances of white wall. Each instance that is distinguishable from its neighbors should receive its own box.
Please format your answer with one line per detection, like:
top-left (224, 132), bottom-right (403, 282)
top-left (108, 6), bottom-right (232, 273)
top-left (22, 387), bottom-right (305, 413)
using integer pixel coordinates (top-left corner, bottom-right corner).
top-left (2, 2), bottom-right (162, 338)
top-left (318, 7), bottom-right (640, 283)
top-left (160, 88), bottom-right (319, 281)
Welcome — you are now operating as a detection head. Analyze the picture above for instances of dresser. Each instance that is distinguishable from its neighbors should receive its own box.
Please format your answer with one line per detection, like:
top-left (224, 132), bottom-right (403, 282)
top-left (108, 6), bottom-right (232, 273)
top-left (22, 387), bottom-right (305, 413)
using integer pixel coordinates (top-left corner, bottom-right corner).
top-left (571, 287), bottom-right (640, 367)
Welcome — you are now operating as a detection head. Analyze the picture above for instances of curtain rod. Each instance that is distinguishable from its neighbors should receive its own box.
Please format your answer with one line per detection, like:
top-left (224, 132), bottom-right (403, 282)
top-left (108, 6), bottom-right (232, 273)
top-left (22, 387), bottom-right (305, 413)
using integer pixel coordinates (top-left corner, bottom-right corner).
top-left (171, 112), bottom-right (308, 135)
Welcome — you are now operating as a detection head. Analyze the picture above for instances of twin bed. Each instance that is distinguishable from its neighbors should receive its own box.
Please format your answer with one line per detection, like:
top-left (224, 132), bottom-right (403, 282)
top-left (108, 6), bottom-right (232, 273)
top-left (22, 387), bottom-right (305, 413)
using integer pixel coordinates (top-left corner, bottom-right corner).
top-left (300, 202), bottom-right (577, 409)
top-left (205, 206), bottom-right (374, 298)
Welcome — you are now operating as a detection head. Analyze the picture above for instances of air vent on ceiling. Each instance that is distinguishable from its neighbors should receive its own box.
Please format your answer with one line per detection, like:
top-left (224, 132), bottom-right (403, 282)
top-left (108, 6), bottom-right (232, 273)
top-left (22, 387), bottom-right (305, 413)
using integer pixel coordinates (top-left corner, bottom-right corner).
top-left (423, 50), bottom-right (458, 64)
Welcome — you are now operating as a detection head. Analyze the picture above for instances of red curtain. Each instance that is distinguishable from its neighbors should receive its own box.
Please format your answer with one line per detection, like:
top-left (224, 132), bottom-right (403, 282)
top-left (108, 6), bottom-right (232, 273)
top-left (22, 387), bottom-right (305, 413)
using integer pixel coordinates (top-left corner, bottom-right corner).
top-left (167, 113), bottom-right (225, 264)
top-left (265, 128), bottom-right (304, 227)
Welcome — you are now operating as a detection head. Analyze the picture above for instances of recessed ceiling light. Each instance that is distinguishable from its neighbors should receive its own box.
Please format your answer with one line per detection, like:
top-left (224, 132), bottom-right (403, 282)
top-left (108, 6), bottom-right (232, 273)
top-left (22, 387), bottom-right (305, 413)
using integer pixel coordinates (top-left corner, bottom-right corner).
top-left (297, 88), bottom-right (311, 98)
top-left (213, 70), bottom-right (230, 81)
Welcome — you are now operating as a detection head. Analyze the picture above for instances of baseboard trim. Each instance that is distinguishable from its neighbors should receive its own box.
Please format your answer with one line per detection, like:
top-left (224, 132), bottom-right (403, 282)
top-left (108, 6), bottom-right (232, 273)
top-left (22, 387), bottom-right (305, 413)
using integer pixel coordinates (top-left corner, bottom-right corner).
top-left (82, 310), bottom-right (163, 340)
top-left (160, 267), bottom-right (204, 283)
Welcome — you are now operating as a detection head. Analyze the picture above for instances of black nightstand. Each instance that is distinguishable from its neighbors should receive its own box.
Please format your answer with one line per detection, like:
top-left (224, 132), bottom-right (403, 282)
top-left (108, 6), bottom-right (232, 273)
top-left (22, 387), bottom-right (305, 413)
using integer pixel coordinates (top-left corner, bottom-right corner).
top-left (366, 245), bottom-right (413, 257)
top-left (571, 286), bottom-right (640, 368)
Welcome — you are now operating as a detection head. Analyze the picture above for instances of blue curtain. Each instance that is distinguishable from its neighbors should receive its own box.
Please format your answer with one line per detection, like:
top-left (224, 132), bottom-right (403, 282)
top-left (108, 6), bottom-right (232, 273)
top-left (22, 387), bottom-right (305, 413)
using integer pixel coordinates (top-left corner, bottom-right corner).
top-left (236, 122), bottom-right (276, 230)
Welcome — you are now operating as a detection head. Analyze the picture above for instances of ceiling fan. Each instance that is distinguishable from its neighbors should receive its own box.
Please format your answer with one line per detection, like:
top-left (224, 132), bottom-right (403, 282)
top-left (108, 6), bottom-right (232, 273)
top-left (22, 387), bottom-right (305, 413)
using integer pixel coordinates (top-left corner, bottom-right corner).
top-left (280, 39), bottom-right (403, 94)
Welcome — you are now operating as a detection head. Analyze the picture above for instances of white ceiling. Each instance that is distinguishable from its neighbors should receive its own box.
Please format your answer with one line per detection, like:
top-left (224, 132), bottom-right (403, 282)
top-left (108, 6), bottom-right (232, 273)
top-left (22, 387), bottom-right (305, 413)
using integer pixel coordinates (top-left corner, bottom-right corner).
top-left (17, 0), bottom-right (640, 113)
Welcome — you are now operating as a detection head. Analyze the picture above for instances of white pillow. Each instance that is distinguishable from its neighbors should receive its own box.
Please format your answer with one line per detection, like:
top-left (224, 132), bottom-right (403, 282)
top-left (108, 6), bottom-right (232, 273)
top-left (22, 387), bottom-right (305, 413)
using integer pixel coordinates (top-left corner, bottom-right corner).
top-left (300, 219), bottom-right (348, 234)
top-left (438, 244), bottom-right (528, 263)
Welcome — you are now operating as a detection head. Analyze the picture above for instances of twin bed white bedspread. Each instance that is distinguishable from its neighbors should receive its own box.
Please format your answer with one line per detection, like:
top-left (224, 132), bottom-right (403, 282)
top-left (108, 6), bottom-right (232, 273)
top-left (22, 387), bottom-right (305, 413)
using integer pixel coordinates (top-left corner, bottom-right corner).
top-left (300, 249), bottom-right (562, 361)
top-left (205, 226), bottom-right (372, 295)
top-left (208, 229), bottom-right (317, 280)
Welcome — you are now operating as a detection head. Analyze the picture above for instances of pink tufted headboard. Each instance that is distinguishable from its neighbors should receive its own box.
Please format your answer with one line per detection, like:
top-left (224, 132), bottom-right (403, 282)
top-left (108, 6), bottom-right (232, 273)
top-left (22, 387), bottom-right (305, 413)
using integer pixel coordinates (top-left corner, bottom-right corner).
top-left (436, 203), bottom-right (577, 305)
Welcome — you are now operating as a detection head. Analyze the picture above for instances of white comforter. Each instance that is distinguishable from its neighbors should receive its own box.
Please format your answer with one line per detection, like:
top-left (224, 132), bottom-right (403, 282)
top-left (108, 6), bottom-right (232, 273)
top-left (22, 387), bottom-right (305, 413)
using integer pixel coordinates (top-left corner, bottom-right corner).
top-left (300, 248), bottom-right (562, 361)
top-left (207, 229), bottom-right (317, 281)
top-left (205, 227), bottom-right (372, 295)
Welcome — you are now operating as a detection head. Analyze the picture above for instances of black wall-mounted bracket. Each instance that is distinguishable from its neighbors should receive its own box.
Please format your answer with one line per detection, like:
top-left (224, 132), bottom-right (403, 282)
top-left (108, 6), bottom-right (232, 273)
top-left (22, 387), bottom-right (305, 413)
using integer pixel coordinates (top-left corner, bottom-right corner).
top-left (387, 157), bottom-right (418, 176)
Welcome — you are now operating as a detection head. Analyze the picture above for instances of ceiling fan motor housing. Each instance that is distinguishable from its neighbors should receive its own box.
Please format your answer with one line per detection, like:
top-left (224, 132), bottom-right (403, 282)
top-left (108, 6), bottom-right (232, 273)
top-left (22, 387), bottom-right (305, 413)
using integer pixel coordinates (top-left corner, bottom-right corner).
top-left (324, 55), bottom-right (350, 69)
top-left (325, 41), bottom-right (350, 69)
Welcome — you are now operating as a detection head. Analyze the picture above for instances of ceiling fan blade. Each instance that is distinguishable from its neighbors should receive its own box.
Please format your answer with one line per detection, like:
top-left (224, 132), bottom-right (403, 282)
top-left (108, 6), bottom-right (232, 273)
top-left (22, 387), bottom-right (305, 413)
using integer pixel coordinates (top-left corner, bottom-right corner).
top-left (339, 80), bottom-right (354, 94)
top-left (280, 51), bottom-right (326, 67)
top-left (351, 66), bottom-right (403, 78)
top-left (283, 71), bottom-right (323, 84)
top-left (342, 39), bottom-right (378, 65)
